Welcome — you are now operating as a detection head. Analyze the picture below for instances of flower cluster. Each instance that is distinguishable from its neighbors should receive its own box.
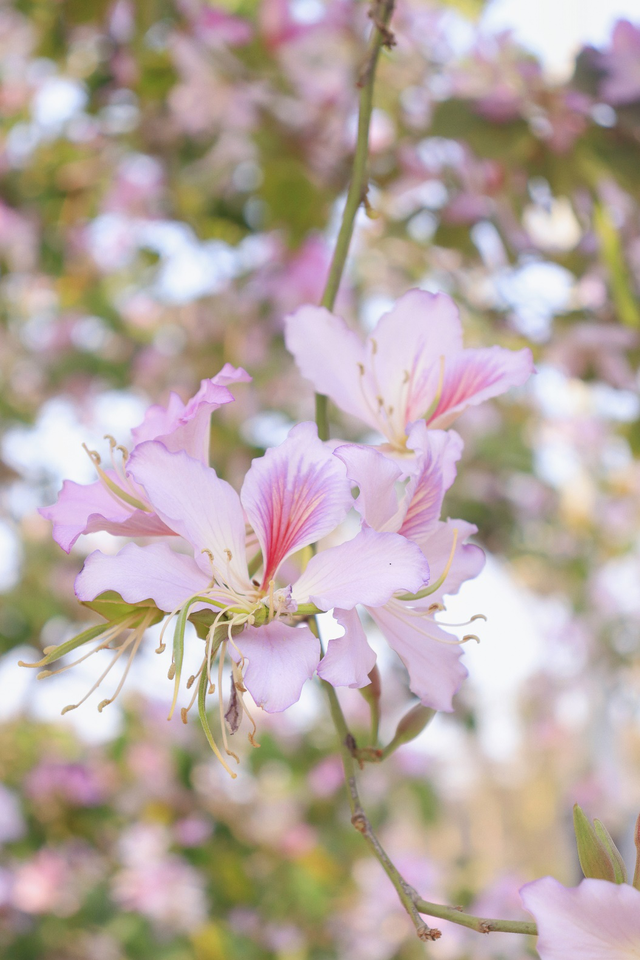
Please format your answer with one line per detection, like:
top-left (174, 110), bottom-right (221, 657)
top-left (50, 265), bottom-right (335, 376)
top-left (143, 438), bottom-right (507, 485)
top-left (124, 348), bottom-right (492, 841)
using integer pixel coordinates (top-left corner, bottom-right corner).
top-left (32, 289), bottom-right (532, 774)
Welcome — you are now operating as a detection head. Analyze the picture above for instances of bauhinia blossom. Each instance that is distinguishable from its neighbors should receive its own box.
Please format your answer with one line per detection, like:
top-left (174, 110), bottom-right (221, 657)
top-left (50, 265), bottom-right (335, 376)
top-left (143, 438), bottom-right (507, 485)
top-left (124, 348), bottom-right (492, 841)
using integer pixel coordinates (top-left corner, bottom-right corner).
top-left (285, 288), bottom-right (534, 453)
top-left (40, 364), bottom-right (251, 552)
top-left (317, 421), bottom-right (485, 711)
top-left (73, 422), bottom-right (429, 772)
top-left (520, 877), bottom-right (640, 959)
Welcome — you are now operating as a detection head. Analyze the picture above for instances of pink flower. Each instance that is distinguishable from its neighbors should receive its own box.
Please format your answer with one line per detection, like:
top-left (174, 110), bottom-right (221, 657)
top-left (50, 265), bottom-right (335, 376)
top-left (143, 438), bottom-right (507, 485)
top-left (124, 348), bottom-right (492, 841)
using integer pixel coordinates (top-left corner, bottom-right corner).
top-left (317, 423), bottom-right (485, 711)
top-left (285, 289), bottom-right (533, 453)
top-left (39, 364), bottom-right (251, 552)
top-left (521, 876), bottom-right (640, 959)
top-left (74, 422), bottom-right (428, 735)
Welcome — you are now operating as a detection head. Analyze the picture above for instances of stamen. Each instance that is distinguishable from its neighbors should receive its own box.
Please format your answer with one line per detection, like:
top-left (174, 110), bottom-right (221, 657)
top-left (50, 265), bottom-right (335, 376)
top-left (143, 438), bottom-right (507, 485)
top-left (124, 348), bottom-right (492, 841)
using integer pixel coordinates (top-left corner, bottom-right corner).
top-left (97, 617), bottom-right (149, 711)
top-left (217, 642), bottom-right (240, 763)
top-left (61, 632), bottom-right (137, 715)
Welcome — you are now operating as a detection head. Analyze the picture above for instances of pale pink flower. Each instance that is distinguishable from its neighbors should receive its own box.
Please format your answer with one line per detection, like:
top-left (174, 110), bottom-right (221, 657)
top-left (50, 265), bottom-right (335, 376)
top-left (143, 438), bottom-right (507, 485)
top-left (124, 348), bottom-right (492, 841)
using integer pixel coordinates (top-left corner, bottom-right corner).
top-left (40, 363), bottom-right (250, 552)
top-left (317, 423), bottom-right (485, 710)
top-left (74, 422), bottom-right (428, 721)
top-left (521, 876), bottom-right (640, 959)
top-left (285, 289), bottom-right (533, 453)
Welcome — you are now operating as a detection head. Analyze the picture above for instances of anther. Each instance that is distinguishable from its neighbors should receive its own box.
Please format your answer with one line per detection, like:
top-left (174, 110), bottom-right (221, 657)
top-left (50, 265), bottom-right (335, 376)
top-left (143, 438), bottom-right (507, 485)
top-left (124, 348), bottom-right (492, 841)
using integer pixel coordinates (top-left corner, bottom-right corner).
top-left (357, 362), bottom-right (365, 375)
top-left (97, 698), bottom-right (111, 712)
top-left (167, 663), bottom-right (176, 681)
top-left (370, 338), bottom-right (378, 354)
top-left (155, 642), bottom-right (166, 654)
top-left (82, 443), bottom-right (101, 465)
top-left (463, 634), bottom-right (481, 644)
top-left (224, 549), bottom-right (233, 562)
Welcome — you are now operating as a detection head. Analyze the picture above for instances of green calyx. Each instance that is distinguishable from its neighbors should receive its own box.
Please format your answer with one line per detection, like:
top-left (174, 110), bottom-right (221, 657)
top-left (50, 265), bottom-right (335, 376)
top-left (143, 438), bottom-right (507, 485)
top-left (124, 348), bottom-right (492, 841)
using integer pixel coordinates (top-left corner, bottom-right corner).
top-left (573, 805), bottom-right (626, 883)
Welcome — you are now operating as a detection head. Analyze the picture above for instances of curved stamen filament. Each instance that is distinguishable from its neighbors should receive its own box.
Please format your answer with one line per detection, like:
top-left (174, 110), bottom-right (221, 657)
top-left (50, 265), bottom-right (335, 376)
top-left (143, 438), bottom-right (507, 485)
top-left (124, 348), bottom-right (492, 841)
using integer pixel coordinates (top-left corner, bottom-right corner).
top-left (218, 642), bottom-right (239, 764)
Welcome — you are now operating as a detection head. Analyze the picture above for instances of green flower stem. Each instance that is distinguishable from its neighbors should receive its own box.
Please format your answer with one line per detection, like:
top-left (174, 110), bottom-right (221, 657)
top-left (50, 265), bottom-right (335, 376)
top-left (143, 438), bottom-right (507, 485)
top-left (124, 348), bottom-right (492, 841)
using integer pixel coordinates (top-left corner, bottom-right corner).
top-left (323, 680), bottom-right (539, 941)
top-left (315, 0), bottom-right (396, 441)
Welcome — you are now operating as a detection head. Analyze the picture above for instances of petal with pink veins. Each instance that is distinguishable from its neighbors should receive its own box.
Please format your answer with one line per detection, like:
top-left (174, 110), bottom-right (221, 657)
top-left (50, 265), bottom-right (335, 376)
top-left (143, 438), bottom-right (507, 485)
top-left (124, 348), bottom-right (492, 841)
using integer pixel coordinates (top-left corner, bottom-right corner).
top-left (427, 345), bottom-right (534, 429)
top-left (369, 289), bottom-right (463, 431)
top-left (38, 477), bottom-right (174, 553)
top-left (75, 542), bottom-right (211, 612)
top-left (398, 427), bottom-right (463, 542)
top-left (230, 621), bottom-right (320, 713)
top-left (520, 877), bottom-right (640, 959)
top-left (317, 608), bottom-right (377, 689)
top-left (292, 527), bottom-right (429, 611)
top-left (284, 306), bottom-right (376, 429)
top-left (369, 601), bottom-right (468, 712)
top-left (127, 442), bottom-right (250, 588)
top-left (241, 422), bottom-right (353, 586)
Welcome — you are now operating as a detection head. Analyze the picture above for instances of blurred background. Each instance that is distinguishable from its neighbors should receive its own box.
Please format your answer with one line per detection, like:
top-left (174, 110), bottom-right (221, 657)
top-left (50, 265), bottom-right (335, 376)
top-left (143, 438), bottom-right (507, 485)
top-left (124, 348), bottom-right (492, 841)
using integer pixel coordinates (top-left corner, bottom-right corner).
top-left (1, 0), bottom-right (640, 957)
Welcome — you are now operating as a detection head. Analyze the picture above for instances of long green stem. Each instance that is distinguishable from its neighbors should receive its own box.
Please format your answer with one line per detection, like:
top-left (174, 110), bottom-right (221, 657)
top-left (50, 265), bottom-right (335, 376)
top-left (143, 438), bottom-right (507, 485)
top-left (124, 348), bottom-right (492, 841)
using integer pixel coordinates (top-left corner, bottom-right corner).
top-left (323, 681), bottom-right (538, 941)
top-left (315, 0), bottom-right (395, 441)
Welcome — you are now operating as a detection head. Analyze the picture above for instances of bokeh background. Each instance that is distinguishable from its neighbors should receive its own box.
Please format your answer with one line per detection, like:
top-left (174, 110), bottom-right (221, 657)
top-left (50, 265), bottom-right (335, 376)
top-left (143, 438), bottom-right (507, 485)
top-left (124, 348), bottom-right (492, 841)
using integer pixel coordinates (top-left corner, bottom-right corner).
top-left (1, 0), bottom-right (640, 957)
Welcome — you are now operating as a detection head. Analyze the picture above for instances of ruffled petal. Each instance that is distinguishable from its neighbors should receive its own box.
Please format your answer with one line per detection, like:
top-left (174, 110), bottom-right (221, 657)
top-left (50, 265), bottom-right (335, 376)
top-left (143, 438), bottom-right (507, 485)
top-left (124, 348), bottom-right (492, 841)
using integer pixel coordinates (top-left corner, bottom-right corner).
top-left (127, 442), bottom-right (250, 588)
top-left (427, 345), bottom-right (534, 429)
top-left (398, 427), bottom-right (463, 542)
top-left (210, 363), bottom-right (252, 388)
top-left (230, 621), bottom-right (320, 713)
top-left (414, 519), bottom-right (485, 600)
top-left (241, 422), bottom-right (353, 585)
top-left (75, 542), bottom-right (210, 612)
top-left (317, 608), bottom-right (377, 689)
top-left (334, 443), bottom-right (404, 531)
top-left (39, 478), bottom-right (173, 553)
top-left (520, 877), bottom-right (640, 959)
top-left (284, 305), bottom-right (376, 428)
top-left (292, 527), bottom-right (429, 611)
top-left (369, 601), bottom-right (468, 712)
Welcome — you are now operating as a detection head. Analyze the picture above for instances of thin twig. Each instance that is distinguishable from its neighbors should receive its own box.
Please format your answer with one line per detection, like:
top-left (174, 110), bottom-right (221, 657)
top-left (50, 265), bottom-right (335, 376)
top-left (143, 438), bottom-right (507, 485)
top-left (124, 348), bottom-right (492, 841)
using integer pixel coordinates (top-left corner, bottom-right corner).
top-left (315, 0), bottom-right (396, 441)
top-left (322, 681), bottom-right (538, 942)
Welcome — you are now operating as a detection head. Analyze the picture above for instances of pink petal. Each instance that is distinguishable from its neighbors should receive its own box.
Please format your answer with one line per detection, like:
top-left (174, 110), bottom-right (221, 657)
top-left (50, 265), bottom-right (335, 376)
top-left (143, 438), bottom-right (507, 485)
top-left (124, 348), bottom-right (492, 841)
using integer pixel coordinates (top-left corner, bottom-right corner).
top-left (230, 621), bottom-right (320, 713)
top-left (520, 877), bottom-right (640, 959)
top-left (210, 363), bottom-right (252, 388)
top-left (284, 305), bottom-right (376, 428)
top-left (127, 442), bottom-right (250, 587)
top-left (292, 527), bottom-right (429, 611)
top-left (39, 478), bottom-right (173, 553)
top-left (427, 346), bottom-right (534, 429)
top-left (131, 380), bottom-right (234, 464)
top-left (240, 422), bottom-right (353, 586)
top-left (368, 289), bottom-right (464, 429)
top-left (369, 601), bottom-right (468, 711)
top-left (334, 443), bottom-right (403, 531)
top-left (398, 427), bottom-right (463, 542)
top-left (416, 519), bottom-right (485, 600)
top-left (75, 542), bottom-right (210, 612)
top-left (317, 608), bottom-right (377, 689)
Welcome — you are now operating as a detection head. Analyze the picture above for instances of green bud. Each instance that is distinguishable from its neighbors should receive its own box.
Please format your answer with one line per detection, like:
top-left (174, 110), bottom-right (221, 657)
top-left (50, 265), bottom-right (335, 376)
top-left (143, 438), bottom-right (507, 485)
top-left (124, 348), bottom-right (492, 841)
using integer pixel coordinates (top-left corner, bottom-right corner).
top-left (593, 819), bottom-right (627, 884)
top-left (382, 704), bottom-right (436, 759)
top-left (633, 813), bottom-right (640, 891)
top-left (573, 804), bottom-right (616, 882)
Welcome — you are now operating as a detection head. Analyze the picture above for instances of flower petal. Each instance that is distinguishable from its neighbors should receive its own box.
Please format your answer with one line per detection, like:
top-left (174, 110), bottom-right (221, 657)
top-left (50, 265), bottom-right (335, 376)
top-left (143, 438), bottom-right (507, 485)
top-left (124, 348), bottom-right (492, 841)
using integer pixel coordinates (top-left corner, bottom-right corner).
top-left (368, 289), bottom-right (464, 429)
top-left (334, 443), bottom-right (404, 531)
top-left (317, 608), bottom-right (377, 689)
top-left (230, 621), bottom-right (320, 713)
top-left (284, 305), bottom-right (376, 428)
top-left (292, 527), bottom-right (429, 611)
top-left (75, 542), bottom-right (210, 612)
top-left (39, 478), bottom-right (173, 553)
top-left (241, 422), bottom-right (353, 585)
top-left (369, 601), bottom-right (468, 712)
top-left (398, 427), bottom-right (463, 542)
top-left (415, 519), bottom-right (485, 599)
top-left (127, 441), bottom-right (250, 587)
top-left (428, 345), bottom-right (534, 429)
top-left (520, 877), bottom-right (640, 959)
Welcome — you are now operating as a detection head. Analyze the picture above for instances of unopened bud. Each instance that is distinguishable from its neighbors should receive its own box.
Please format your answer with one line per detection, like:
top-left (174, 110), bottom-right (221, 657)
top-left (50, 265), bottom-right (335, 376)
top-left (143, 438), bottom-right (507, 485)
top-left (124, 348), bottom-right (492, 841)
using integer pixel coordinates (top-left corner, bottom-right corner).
top-left (359, 665), bottom-right (381, 708)
top-left (573, 804), bottom-right (616, 882)
top-left (593, 819), bottom-right (627, 884)
top-left (633, 813), bottom-right (640, 890)
top-left (382, 703), bottom-right (436, 759)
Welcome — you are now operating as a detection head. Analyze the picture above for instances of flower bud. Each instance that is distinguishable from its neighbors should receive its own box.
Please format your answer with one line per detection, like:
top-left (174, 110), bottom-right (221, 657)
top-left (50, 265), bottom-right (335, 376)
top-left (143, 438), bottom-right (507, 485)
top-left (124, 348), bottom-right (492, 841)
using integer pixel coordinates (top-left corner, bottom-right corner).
top-left (382, 704), bottom-right (436, 759)
top-left (573, 804), bottom-right (616, 882)
top-left (593, 819), bottom-right (627, 884)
